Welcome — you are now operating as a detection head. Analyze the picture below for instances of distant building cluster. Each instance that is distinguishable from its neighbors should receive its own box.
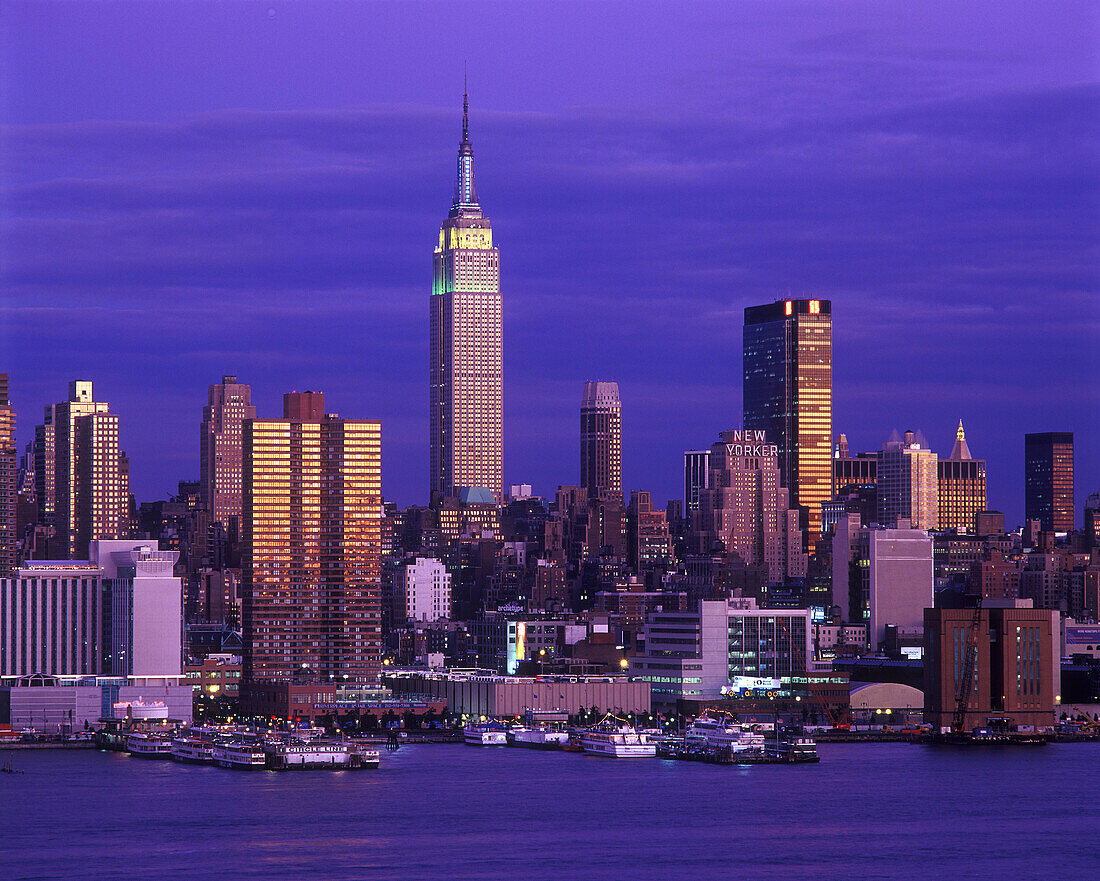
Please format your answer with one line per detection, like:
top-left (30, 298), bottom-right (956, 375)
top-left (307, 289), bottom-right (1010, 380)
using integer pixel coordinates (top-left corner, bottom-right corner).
top-left (0, 94), bottom-right (1095, 736)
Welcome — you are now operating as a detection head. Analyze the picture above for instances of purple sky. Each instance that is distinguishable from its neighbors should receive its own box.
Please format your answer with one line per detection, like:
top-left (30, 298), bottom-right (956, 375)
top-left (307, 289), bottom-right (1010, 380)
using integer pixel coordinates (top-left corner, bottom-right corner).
top-left (2, 1), bottom-right (1097, 526)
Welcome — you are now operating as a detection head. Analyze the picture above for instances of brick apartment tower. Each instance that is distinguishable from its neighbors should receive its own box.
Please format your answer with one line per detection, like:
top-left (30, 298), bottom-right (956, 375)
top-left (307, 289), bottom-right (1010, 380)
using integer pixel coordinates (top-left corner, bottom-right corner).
top-left (242, 391), bottom-right (382, 683)
top-left (0, 375), bottom-right (15, 573)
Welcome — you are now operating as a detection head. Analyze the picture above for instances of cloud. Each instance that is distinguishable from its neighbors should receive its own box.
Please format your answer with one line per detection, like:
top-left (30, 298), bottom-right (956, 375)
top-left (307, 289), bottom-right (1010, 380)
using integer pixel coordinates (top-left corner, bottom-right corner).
top-left (1, 79), bottom-right (1096, 516)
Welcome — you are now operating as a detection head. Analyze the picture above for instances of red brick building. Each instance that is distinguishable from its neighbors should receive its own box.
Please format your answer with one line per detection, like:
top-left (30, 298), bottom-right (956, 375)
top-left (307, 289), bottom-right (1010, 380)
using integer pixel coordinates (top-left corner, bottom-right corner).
top-left (924, 600), bottom-right (1058, 732)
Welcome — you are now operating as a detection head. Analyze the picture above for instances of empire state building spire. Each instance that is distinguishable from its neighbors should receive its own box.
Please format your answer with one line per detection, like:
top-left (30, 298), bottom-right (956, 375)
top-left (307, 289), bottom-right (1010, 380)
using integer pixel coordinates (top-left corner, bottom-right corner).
top-left (452, 83), bottom-right (479, 213)
top-left (431, 83), bottom-right (502, 505)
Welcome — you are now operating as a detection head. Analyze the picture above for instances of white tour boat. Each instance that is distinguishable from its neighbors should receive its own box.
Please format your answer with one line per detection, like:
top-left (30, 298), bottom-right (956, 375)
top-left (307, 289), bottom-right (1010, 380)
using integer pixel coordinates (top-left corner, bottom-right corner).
top-left (508, 726), bottom-right (570, 749)
top-left (684, 715), bottom-right (767, 753)
top-left (264, 741), bottom-right (355, 769)
top-left (212, 741), bottom-right (267, 769)
top-left (170, 736), bottom-right (215, 764)
top-left (126, 732), bottom-right (172, 758)
top-left (579, 720), bottom-right (656, 758)
top-left (463, 722), bottom-right (509, 745)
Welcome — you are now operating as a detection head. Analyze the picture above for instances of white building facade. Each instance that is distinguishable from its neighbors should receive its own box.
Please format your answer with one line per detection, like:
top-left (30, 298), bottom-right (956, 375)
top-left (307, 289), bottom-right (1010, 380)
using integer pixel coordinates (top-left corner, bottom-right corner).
top-left (0, 541), bottom-right (182, 678)
top-left (400, 557), bottom-right (452, 622)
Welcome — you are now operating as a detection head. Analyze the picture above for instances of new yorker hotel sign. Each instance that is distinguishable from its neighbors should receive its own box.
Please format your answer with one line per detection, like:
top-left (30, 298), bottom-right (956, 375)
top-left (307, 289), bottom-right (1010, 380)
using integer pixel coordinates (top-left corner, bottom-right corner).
top-left (725, 430), bottom-right (778, 458)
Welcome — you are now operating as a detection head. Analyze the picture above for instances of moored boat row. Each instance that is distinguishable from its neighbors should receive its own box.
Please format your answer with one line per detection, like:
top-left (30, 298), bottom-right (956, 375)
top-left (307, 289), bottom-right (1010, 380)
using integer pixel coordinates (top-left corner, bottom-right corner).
top-left (122, 725), bottom-right (381, 771)
top-left (461, 711), bottom-right (819, 762)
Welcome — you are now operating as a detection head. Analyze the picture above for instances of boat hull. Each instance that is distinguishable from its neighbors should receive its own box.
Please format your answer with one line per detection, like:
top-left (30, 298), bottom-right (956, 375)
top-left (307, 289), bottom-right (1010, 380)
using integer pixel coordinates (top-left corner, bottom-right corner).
top-left (580, 738), bottom-right (656, 758)
top-left (509, 730), bottom-right (569, 749)
top-left (463, 727), bottom-right (508, 746)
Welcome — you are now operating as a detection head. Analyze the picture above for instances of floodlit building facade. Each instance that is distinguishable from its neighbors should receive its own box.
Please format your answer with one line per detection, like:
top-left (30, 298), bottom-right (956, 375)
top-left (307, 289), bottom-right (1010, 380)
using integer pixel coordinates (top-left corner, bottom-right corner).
top-left (430, 90), bottom-right (502, 503)
top-left (242, 393), bottom-right (383, 683)
top-left (924, 600), bottom-right (1058, 732)
top-left (743, 298), bottom-right (832, 540)
top-left (694, 430), bottom-right (806, 584)
top-left (400, 557), bottom-right (452, 622)
top-left (0, 375), bottom-right (15, 574)
top-left (877, 429), bottom-right (938, 531)
top-left (937, 421), bottom-right (987, 533)
top-left (580, 381), bottom-right (622, 502)
top-left (50, 381), bottom-right (129, 559)
top-left (200, 375), bottom-right (256, 526)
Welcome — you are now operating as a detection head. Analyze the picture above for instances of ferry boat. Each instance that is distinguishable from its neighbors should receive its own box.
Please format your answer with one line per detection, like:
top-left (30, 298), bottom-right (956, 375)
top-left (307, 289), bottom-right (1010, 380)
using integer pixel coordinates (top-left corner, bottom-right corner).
top-left (126, 733), bottom-right (172, 758)
top-left (579, 719), bottom-right (656, 758)
top-left (463, 721), bottom-right (509, 745)
top-left (170, 736), bottom-right (215, 764)
top-left (212, 741), bottom-right (267, 770)
top-left (508, 726), bottom-right (570, 749)
top-left (263, 741), bottom-right (356, 769)
top-left (685, 715), bottom-right (766, 754)
top-left (765, 729), bottom-right (820, 763)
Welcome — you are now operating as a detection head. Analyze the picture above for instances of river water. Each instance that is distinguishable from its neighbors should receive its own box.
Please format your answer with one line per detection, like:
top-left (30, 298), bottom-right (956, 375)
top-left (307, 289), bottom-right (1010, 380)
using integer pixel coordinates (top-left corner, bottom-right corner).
top-left (2, 742), bottom-right (1096, 880)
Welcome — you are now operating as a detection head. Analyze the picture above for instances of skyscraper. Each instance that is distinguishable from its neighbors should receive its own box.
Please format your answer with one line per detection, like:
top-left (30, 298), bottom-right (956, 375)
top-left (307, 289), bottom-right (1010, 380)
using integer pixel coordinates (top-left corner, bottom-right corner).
top-left (937, 420), bottom-right (987, 532)
top-left (876, 429), bottom-right (938, 530)
top-left (0, 375), bottom-right (15, 574)
top-left (430, 88), bottom-right (502, 503)
top-left (242, 394), bottom-right (382, 683)
top-left (200, 375), bottom-right (256, 526)
top-left (1025, 432), bottom-right (1074, 532)
top-left (832, 434), bottom-right (877, 496)
top-left (694, 430), bottom-right (807, 585)
top-left (50, 381), bottom-right (129, 559)
top-left (743, 298), bottom-right (832, 540)
top-left (580, 381), bottom-right (621, 501)
top-left (33, 408), bottom-right (55, 541)
top-left (683, 449), bottom-right (711, 523)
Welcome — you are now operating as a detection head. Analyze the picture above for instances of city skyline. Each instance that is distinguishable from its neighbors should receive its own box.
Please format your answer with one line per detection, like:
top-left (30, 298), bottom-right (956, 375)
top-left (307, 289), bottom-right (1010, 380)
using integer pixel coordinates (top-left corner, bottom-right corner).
top-left (1, 2), bottom-right (1095, 525)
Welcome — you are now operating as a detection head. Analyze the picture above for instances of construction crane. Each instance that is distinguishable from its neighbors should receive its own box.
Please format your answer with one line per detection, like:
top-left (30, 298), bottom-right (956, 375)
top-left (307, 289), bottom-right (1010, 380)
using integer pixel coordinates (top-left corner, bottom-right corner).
top-left (951, 596), bottom-right (984, 734)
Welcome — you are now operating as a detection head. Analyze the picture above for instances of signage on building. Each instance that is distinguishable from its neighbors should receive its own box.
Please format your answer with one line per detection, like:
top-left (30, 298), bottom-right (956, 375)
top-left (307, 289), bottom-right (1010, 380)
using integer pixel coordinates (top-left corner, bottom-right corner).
top-left (731, 676), bottom-right (782, 691)
top-left (312, 700), bottom-right (433, 711)
top-left (725, 430), bottom-right (778, 459)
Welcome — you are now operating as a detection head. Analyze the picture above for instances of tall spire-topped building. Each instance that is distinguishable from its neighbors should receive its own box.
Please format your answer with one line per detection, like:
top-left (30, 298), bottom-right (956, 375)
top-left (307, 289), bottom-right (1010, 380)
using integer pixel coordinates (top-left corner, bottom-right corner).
top-left (938, 420), bottom-right (986, 532)
top-left (431, 86), bottom-right (503, 503)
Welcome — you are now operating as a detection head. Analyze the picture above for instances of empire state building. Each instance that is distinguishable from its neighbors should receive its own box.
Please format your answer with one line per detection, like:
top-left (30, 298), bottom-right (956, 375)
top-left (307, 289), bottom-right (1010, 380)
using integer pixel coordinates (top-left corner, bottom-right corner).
top-left (430, 90), bottom-right (502, 503)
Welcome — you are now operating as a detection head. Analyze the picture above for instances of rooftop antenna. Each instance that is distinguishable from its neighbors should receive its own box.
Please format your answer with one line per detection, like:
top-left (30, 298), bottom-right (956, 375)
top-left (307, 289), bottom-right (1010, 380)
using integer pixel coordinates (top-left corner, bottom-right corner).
top-left (463, 63), bottom-right (469, 142)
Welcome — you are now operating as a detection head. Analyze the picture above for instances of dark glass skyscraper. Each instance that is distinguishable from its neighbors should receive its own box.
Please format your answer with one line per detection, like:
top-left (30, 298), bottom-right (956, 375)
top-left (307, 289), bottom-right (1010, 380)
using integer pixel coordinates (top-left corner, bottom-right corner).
top-left (683, 449), bottom-right (711, 523)
top-left (1024, 432), bottom-right (1074, 532)
top-left (743, 299), bottom-right (832, 540)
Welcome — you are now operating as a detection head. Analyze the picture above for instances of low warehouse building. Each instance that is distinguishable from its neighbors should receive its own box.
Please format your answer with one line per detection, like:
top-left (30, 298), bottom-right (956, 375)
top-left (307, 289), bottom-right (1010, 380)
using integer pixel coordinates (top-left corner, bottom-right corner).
top-left (387, 671), bottom-right (650, 718)
top-left (850, 682), bottom-right (924, 726)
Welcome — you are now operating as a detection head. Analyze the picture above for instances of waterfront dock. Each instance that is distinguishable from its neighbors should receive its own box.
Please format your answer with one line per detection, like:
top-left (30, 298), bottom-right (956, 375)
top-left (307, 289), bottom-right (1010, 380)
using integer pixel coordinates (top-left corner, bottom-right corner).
top-left (657, 738), bottom-right (820, 765)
